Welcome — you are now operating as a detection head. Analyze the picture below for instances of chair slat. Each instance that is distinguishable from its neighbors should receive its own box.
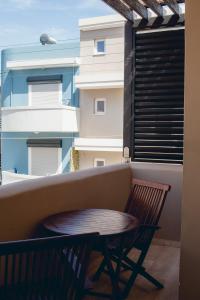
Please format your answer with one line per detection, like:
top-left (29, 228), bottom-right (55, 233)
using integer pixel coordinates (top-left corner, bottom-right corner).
top-left (0, 233), bottom-right (97, 300)
top-left (126, 178), bottom-right (170, 227)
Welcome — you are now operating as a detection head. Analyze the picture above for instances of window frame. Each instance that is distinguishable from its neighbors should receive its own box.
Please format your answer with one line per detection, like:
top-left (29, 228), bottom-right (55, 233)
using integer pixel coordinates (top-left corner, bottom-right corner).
top-left (94, 98), bottom-right (106, 115)
top-left (94, 39), bottom-right (106, 56)
top-left (94, 158), bottom-right (106, 167)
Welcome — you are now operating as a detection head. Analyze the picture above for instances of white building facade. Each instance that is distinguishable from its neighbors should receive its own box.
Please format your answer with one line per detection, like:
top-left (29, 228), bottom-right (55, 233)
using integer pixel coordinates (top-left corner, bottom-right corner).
top-left (75, 15), bottom-right (125, 169)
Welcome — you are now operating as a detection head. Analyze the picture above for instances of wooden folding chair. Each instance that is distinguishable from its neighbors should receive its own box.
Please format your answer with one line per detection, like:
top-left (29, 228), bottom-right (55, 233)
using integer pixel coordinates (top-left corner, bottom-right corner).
top-left (93, 178), bottom-right (170, 299)
top-left (0, 233), bottom-right (98, 300)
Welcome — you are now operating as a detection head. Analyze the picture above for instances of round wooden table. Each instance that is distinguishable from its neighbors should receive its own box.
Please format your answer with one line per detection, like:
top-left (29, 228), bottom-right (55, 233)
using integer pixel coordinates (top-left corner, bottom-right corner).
top-left (42, 209), bottom-right (139, 300)
top-left (43, 208), bottom-right (139, 238)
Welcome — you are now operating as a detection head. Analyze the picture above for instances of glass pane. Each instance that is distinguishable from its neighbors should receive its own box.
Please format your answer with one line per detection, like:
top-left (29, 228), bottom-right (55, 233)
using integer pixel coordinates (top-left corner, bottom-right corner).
top-left (96, 161), bottom-right (105, 167)
top-left (97, 101), bottom-right (105, 112)
top-left (97, 41), bottom-right (105, 53)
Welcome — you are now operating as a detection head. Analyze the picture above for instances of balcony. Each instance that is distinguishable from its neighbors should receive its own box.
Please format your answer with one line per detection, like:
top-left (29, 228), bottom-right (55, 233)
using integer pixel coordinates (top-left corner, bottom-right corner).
top-left (1, 105), bottom-right (80, 132)
top-left (74, 138), bottom-right (123, 152)
top-left (0, 163), bottom-right (181, 299)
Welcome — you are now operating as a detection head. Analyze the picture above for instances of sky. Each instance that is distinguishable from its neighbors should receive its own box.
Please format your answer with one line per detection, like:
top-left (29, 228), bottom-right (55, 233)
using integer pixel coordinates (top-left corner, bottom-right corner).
top-left (0, 0), bottom-right (115, 49)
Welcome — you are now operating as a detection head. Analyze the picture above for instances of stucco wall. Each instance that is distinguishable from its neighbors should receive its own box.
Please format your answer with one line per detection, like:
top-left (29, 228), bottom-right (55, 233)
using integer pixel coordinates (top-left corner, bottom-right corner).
top-left (79, 88), bottom-right (123, 138)
top-left (2, 138), bottom-right (28, 174)
top-left (2, 133), bottom-right (75, 174)
top-left (80, 26), bottom-right (124, 74)
top-left (1, 43), bottom-right (80, 108)
top-left (1, 67), bottom-right (79, 108)
top-left (180, 1), bottom-right (200, 299)
top-left (0, 164), bottom-right (132, 241)
top-left (79, 151), bottom-right (123, 170)
top-left (0, 162), bottom-right (179, 242)
top-left (131, 162), bottom-right (182, 242)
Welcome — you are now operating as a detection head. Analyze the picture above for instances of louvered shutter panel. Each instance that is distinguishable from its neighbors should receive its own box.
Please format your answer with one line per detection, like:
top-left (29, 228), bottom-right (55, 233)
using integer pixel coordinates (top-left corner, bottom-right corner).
top-left (132, 29), bottom-right (184, 164)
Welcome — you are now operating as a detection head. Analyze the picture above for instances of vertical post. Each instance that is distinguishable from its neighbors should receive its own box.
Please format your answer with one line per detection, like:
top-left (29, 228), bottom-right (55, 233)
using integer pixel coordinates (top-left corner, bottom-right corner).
top-left (123, 21), bottom-right (135, 162)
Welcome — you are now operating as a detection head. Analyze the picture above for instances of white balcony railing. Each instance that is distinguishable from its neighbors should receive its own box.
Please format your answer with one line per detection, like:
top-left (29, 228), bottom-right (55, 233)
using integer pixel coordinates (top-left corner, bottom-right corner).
top-left (74, 138), bottom-right (123, 152)
top-left (1, 106), bottom-right (80, 132)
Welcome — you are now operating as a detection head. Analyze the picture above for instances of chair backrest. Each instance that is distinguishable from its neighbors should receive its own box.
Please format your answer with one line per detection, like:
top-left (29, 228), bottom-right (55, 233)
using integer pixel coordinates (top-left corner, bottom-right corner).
top-left (0, 233), bottom-right (97, 300)
top-left (125, 178), bottom-right (171, 226)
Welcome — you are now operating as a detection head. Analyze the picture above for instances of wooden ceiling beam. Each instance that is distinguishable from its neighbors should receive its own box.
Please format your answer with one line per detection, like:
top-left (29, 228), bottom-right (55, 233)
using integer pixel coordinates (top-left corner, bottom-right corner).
top-left (142, 0), bottom-right (163, 17)
top-left (164, 0), bottom-right (180, 15)
top-left (102, 0), bottom-right (134, 22)
top-left (124, 0), bottom-right (148, 20)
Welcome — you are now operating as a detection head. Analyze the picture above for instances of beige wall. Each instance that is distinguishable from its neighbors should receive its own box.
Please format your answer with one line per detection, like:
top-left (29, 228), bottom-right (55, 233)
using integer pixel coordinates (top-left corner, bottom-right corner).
top-left (0, 164), bottom-right (131, 241)
top-left (0, 160), bottom-right (180, 244)
top-left (79, 89), bottom-right (123, 138)
top-left (131, 162), bottom-right (182, 241)
top-left (80, 26), bottom-right (124, 74)
top-left (180, 1), bottom-right (200, 299)
top-left (79, 151), bottom-right (123, 170)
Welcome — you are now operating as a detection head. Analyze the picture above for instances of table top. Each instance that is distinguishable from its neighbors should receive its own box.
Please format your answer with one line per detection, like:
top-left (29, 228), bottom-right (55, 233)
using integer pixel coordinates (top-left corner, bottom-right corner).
top-left (42, 209), bottom-right (139, 238)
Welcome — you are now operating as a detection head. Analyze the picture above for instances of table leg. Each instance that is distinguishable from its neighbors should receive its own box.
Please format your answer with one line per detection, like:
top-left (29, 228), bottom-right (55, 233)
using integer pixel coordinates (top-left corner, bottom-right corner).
top-left (102, 240), bottom-right (123, 300)
top-left (87, 238), bottom-right (125, 299)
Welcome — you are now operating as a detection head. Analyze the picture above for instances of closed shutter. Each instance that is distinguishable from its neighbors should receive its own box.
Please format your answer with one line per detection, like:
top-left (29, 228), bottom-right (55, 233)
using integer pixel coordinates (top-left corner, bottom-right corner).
top-left (27, 139), bottom-right (62, 176)
top-left (133, 29), bottom-right (184, 164)
top-left (29, 82), bottom-right (61, 106)
top-left (29, 147), bottom-right (62, 176)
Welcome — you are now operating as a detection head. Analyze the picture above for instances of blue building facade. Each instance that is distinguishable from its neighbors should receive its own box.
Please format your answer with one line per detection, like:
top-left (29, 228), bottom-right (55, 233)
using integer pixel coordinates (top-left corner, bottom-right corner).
top-left (1, 43), bottom-right (80, 181)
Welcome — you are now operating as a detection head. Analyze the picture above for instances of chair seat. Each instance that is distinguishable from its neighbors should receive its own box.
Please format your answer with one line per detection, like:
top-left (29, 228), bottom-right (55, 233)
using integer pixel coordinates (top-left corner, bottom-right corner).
top-left (105, 228), bottom-right (147, 253)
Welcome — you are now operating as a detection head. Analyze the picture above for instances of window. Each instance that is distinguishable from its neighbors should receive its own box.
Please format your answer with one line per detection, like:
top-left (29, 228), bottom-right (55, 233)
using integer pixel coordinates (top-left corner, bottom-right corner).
top-left (94, 98), bottom-right (106, 115)
top-left (130, 29), bottom-right (184, 164)
top-left (28, 76), bottom-right (62, 106)
top-left (94, 159), bottom-right (105, 167)
top-left (27, 139), bottom-right (62, 176)
top-left (94, 39), bottom-right (105, 55)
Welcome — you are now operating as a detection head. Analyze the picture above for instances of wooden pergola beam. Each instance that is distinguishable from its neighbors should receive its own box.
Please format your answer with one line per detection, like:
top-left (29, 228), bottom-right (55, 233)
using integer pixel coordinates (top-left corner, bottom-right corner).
top-left (164, 0), bottom-right (180, 15)
top-left (142, 0), bottom-right (163, 17)
top-left (124, 0), bottom-right (148, 20)
top-left (102, 0), bottom-right (133, 22)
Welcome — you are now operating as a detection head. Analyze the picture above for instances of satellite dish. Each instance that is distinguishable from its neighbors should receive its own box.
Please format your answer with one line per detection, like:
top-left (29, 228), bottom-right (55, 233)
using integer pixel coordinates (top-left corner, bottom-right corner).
top-left (40, 33), bottom-right (57, 45)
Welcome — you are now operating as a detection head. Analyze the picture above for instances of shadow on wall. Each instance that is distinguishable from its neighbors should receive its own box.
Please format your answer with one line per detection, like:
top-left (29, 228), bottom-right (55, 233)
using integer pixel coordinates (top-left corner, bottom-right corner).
top-left (131, 162), bottom-right (183, 241)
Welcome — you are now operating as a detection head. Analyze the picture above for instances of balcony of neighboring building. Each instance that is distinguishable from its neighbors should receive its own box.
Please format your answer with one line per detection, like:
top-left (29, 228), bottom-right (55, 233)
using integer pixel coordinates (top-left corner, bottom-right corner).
top-left (74, 137), bottom-right (123, 152)
top-left (1, 105), bottom-right (80, 133)
top-left (1, 44), bottom-right (80, 133)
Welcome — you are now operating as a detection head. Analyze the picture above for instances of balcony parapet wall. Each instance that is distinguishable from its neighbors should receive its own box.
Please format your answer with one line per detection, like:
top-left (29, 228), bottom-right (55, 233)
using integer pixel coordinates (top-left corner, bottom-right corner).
top-left (0, 164), bottom-right (132, 241)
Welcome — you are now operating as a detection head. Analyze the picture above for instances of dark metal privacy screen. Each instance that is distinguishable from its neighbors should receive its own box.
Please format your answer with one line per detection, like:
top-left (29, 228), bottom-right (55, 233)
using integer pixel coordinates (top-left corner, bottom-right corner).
top-left (132, 29), bottom-right (184, 164)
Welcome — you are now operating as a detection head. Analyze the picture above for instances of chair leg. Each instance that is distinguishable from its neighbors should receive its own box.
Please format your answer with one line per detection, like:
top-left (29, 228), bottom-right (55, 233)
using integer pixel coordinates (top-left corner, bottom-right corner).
top-left (121, 247), bottom-right (164, 298)
top-left (123, 255), bottom-right (164, 289)
top-left (139, 269), bottom-right (164, 289)
top-left (92, 258), bottom-right (107, 282)
top-left (122, 268), bottom-right (139, 299)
